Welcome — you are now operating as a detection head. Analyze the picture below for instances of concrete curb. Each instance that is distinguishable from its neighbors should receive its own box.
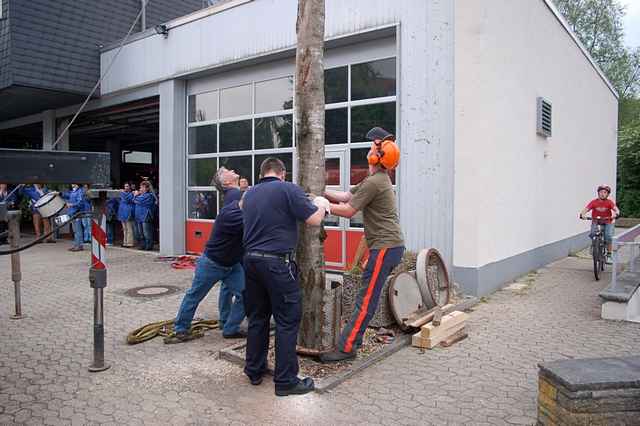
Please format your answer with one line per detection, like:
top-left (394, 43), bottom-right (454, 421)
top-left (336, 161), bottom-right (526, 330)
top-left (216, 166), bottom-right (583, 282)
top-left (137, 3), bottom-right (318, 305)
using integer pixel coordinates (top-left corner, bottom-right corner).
top-left (218, 296), bottom-right (479, 393)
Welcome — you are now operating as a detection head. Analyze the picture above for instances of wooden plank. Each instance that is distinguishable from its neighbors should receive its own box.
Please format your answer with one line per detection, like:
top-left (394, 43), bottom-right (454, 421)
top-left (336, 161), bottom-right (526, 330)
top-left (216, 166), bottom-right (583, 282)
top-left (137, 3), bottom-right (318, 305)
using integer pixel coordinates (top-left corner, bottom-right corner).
top-left (420, 311), bottom-right (468, 338)
top-left (440, 329), bottom-right (468, 347)
top-left (405, 303), bottom-right (455, 329)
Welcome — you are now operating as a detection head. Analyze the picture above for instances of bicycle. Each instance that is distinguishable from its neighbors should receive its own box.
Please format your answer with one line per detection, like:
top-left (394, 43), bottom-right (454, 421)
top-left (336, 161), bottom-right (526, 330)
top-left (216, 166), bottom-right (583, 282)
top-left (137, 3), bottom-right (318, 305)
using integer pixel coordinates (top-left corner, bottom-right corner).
top-left (581, 216), bottom-right (608, 281)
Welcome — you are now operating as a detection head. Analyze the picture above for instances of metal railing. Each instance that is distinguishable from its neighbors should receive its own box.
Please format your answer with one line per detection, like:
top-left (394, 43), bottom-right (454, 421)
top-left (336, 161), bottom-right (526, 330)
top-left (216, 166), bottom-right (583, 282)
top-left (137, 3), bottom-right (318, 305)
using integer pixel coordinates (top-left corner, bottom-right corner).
top-left (611, 223), bottom-right (640, 291)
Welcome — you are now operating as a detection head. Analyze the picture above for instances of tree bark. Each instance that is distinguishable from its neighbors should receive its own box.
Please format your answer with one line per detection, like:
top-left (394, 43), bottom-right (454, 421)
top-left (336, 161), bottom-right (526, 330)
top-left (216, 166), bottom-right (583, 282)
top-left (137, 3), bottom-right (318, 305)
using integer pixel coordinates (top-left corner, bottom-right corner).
top-left (294, 0), bottom-right (328, 350)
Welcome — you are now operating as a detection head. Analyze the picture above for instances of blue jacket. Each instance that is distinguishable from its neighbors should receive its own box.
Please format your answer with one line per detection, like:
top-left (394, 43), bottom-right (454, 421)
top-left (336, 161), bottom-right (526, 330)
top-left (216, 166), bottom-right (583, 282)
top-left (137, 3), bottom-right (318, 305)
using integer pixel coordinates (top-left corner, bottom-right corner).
top-left (117, 191), bottom-right (134, 222)
top-left (64, 187), bottom-right (85, 216)
top-left (22, 186), bottom-right (49, 213)
top-left (133, 192), bottom-right (156, 223)
top-left (82, 194), bottom-right (92, 213)
top-left (106, 198), bottom-right (120, 221)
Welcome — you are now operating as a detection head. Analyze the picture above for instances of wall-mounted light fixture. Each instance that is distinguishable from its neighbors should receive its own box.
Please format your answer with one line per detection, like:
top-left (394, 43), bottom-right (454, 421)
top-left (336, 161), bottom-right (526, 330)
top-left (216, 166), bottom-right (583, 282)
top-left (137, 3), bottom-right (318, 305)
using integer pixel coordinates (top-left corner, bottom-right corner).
top-left (155, 24), bottom-right (169, 38)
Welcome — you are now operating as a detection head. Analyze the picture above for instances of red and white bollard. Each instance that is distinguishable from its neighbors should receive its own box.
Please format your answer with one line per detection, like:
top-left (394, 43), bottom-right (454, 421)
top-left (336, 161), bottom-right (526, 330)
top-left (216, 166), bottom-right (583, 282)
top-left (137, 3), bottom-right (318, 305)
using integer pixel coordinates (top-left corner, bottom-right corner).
top-left (88, 206), bottom-right (110, 372)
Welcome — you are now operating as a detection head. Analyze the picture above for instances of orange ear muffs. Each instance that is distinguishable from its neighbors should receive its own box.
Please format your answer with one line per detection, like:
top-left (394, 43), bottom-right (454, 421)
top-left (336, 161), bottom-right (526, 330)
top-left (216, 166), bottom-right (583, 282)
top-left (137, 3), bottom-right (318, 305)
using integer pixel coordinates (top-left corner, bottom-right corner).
top-left (367, 143), bottom-right (382, 166)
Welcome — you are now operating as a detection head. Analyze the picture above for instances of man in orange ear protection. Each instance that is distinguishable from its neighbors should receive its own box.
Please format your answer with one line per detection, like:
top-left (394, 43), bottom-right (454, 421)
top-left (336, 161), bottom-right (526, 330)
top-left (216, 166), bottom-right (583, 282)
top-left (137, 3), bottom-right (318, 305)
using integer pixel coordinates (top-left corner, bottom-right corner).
top-left (320, 127), bottom-right (405, 363)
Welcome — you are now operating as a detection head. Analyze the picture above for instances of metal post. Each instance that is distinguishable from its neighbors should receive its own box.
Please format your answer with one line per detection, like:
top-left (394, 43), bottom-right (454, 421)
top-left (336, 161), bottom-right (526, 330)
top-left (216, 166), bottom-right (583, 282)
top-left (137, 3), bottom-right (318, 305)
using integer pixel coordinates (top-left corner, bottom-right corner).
top-left (88, 268), bottom-right (109, 372)
top-left (88, 192), bottom-right (110, 372)
top-left (8, 212), bottom-right (23, 320)
top-left (612, 238), bottom-right (619, 290)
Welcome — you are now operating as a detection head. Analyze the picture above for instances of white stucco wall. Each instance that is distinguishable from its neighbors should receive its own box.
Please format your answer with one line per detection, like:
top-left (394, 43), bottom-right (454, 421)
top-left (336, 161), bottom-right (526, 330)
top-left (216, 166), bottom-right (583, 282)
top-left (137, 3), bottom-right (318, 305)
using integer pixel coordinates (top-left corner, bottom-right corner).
top-left (454, 0), bottom-right (618, 269)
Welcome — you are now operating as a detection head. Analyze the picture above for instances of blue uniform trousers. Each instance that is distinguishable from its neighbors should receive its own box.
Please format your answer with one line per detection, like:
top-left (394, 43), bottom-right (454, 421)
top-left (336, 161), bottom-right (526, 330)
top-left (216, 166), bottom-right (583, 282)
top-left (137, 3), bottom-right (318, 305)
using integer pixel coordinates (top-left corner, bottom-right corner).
top-left (174, 256), bottom-right (245, 335)
top-left (243, 255), bottom-right (301, 388)
top-left (338, 246), bottom-right (404, 353)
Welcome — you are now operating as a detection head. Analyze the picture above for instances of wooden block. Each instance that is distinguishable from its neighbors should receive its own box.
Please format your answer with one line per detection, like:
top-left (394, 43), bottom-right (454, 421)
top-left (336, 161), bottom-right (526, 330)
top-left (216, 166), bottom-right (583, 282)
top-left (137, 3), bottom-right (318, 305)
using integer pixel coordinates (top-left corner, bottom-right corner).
top-left (439, 329), bottom-right (468, 347)
top-left (413, 322), bottom-right (466, 349)
top-left (432, 307), bottom-right (442, 326)
top-left (412, 331), bottom-right (430, 349)
top-left (420, 311), bottom-right (468, 338)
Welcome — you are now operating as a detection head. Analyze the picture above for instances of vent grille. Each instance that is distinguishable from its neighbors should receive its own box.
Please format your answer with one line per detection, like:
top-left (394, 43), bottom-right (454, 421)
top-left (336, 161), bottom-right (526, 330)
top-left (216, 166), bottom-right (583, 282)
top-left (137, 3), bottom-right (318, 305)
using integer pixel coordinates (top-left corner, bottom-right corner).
top-left (537, 97), bottom-right (552, 138)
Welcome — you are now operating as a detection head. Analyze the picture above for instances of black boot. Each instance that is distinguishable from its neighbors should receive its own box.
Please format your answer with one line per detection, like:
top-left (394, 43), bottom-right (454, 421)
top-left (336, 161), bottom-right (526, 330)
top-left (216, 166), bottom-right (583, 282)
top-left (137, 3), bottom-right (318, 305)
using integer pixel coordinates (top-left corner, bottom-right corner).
top-left (318, 350), bottom-right (356, 363)
top-left (275, 377), bottom-right (315, 396)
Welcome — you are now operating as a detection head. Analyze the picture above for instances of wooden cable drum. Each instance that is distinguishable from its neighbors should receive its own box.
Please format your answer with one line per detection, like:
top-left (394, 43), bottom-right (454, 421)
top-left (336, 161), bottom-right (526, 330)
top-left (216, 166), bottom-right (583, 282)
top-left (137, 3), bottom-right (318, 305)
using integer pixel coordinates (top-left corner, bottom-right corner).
top-left (416, 248), bottom-right (451, 308)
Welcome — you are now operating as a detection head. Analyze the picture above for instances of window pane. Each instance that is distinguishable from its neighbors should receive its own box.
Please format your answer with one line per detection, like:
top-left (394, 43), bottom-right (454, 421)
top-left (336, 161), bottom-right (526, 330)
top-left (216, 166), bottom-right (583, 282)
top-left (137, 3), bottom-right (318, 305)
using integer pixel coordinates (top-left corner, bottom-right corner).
top-left (325, 158), bottom-right (340, 186)
top-left (254, 153), bottom-right (293, 182)
top-left (351, 102), bottom-right (395, 143)
top-left (189, 158), bottom-right (217, 187)
top-left (188, 91), bottom-right (218, 122)
top-left (351, 58), bottom-right (396, 101)
top-left (350, 147), bottom-right (395, 185)
top-left (188, 124), bottom-right (217, 154)
top-left (350, 148), bottom-right (369, 185)
top-left (325, 67), bottom-right (347, 103)
top-left (255, 76), bottom-right (294, 113)
top-left (255, 115), bottom-right (293, 149)
top-left (188, 190), bottom-right (217, 220)
top-left (350, 211), bottom-right (364, 228)
top-left (219, 155), bottom-right (253, 185)
top-left (325, 108), bottom-right (347, 145)
top-left (219, 120), bottom-right (252, 152)
top-left (220, 84), bottom-right (252, 118)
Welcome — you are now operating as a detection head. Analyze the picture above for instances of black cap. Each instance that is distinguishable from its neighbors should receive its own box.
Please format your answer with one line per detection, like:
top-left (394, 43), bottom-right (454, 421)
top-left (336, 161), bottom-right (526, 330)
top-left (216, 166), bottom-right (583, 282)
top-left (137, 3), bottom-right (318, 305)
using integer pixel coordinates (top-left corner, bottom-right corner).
top-left (366, 127), bottom-right (395, 142)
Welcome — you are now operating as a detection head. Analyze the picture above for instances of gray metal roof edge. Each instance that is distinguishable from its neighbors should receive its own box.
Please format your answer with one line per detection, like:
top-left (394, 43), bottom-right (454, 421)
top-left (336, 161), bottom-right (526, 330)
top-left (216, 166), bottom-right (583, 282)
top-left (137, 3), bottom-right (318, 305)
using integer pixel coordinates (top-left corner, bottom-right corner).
top-left (100, 0), bottom-right (252, 53)
top-left (101, 23), bottom-right (397, 97)
top-left (542, 0), bottom-right (619, 99)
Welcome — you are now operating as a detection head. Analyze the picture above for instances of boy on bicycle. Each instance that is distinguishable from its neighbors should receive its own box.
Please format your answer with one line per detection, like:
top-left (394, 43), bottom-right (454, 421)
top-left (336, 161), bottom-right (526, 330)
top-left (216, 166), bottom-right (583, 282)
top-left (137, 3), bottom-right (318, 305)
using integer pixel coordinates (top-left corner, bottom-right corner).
top-left (579, 185), bottom-right (620, 264)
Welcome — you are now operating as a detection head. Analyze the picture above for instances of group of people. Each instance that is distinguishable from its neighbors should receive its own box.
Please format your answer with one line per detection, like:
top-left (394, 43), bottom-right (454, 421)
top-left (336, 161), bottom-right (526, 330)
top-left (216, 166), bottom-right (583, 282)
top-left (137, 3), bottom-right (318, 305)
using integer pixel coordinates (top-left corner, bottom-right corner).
top-left (167, 126), bottom-right (406, 397)
top-left (0, 181), bottom-right (158, 252)
top-left (0, 183), bottom-right (71, 245)
top-left (103, 180), bottom-right (158, 252)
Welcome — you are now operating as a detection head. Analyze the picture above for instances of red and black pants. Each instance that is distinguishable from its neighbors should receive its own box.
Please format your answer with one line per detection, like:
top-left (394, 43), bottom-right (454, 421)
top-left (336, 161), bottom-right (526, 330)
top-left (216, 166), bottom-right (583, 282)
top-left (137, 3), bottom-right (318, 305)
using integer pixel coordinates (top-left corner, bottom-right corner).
top-left (338, 245), bottom-right (404, 353)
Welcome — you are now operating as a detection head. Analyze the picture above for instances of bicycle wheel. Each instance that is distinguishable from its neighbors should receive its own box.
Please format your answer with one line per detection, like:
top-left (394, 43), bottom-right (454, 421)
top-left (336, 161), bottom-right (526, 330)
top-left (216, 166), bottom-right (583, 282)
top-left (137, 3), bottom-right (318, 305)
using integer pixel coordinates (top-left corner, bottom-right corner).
top-left (592, 239), bottom-right (600, 281)
top-left (600, 241), bottom-right (606, 272)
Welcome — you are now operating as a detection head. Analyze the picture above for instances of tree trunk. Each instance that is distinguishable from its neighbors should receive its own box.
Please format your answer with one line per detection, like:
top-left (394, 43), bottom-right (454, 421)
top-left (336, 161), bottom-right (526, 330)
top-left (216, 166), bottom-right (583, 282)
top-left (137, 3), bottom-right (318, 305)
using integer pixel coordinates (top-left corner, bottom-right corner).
top-left (294, 0), bottom-right (327, 351)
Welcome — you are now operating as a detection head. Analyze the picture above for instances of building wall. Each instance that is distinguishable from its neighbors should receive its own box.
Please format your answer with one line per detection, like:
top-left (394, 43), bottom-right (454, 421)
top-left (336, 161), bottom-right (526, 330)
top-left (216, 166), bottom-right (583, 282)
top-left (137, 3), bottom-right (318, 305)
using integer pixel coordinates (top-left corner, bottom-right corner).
top-left (453, 0), bottom-right (618, 293)
top-left (0, 0), bottom-right (11, 90)
top-left (104, 0), bottom-right (455, 259)
top-left (9, 0), bottom-right (203, 96)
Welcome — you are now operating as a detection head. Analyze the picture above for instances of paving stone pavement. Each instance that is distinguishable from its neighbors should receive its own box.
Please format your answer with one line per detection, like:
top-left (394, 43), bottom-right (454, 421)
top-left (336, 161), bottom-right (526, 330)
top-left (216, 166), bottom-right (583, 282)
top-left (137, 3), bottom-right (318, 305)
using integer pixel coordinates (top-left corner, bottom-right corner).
top-left (1, 241), bottom-right (639, 425)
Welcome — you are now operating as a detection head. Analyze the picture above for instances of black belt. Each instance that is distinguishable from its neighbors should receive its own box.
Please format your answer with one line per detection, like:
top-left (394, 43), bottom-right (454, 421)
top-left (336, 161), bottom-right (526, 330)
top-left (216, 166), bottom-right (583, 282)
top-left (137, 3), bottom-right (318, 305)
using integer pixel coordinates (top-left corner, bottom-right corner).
top-left (246, 251), bottom-right (293, 262)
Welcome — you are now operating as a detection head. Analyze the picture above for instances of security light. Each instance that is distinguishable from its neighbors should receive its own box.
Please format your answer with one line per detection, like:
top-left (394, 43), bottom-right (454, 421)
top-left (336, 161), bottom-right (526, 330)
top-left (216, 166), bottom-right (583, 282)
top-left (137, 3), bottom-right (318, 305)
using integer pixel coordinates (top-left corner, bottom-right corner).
top-left (155, 24), bottom-right (169, 38)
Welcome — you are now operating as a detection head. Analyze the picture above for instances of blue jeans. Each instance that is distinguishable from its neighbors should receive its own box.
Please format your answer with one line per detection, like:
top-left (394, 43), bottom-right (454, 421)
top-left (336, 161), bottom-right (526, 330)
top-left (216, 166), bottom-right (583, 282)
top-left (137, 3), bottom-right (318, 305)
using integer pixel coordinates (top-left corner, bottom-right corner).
top-left (82, 216), bottom-right (92, 243)
top-left (71, 218), bottom-right (84, 248)
top-left (106, 220), bottom-right (116, 244)
top-left (174, 256), bottom-right (245, 335)
top-left (590, 222), bottom-right (614, 244)
top-left (137, 221), bottom-right (154, 250)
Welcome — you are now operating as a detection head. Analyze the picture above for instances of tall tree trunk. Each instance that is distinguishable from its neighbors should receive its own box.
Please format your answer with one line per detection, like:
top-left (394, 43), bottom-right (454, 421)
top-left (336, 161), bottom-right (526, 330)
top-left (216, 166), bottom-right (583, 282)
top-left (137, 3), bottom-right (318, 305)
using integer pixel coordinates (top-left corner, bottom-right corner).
top-left (295, 0), bottom-right (327, 351)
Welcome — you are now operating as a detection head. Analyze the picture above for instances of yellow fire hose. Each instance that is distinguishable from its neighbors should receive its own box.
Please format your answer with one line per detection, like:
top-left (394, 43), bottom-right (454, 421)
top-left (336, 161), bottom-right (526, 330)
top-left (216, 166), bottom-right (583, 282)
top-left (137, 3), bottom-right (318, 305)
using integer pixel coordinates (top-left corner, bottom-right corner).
top-left (126, 319), bottom-right (219, 345)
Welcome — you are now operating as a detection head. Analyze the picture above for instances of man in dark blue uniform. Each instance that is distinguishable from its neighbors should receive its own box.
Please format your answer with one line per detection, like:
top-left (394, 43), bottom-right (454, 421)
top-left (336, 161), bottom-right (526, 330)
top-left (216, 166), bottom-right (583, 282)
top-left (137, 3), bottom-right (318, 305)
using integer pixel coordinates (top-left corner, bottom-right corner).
top-left (165, 167), bottom-right (246, 343)
top-left (241, 157), bottom-right (328, 396)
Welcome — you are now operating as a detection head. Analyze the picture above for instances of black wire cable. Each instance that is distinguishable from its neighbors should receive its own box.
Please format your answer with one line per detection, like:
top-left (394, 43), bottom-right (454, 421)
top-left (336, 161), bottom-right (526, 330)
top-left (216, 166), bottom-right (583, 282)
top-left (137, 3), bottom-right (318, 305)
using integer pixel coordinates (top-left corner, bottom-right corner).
top-left (0, 212), bottom-right (93, 256)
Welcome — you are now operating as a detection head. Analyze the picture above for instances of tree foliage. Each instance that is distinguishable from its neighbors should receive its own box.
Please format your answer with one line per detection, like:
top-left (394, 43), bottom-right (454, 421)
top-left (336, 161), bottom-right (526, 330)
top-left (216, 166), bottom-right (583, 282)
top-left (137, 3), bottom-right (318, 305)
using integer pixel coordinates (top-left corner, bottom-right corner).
top-left (554, 0), bottom-right (640, 99)
top-left (617, 124), bottom-right (640, 216)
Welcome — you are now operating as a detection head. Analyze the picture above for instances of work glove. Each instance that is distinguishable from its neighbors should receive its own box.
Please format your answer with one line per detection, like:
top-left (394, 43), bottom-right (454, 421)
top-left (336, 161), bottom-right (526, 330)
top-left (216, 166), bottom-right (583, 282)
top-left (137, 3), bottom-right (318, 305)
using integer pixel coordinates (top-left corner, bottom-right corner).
top-left (313, 196), bottom-right (331, 215)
